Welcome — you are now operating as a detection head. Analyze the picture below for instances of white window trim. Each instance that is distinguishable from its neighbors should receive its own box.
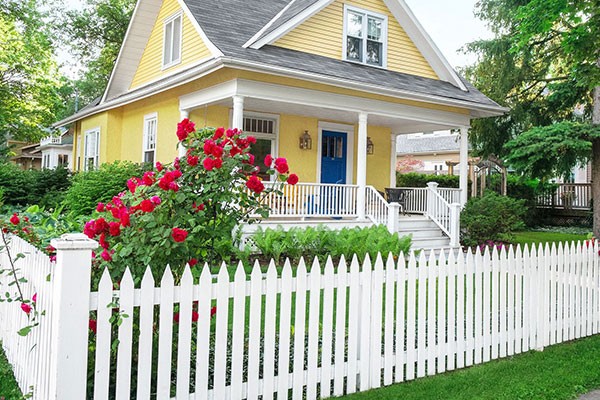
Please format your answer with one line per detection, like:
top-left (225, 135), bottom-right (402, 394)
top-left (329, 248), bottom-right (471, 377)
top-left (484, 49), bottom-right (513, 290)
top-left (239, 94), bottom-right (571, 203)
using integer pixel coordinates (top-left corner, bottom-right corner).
top-left (142, 112), bottom-right (158, 163)
top-left (229, 110), bottom-right (280, 182)
top-left (342, 5), bottom-right (388, 69)
top-left (316, 121), bottom-right (355, 184)
top-left (162, 12), bottom-right (183, 70)
top-left (84, 127), bottom-right (100, 171)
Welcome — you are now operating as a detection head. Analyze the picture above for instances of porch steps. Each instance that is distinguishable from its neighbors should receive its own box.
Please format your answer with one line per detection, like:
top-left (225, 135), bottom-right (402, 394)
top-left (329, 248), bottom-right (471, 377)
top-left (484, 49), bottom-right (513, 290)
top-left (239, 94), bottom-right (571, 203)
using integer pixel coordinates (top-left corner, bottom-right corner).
top-left (396, 215), bottom-right (452, 251)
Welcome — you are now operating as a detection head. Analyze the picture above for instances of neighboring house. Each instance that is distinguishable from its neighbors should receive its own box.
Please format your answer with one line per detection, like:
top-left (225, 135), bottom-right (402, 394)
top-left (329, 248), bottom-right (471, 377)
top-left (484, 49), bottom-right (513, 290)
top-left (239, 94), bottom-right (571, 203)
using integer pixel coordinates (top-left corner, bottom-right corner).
top-left (54, 0), bottom-right (506, 249)
top-left (396, 130), bottom-right (470, 175)
top-left (8, 141), bottom-right (42, 170)
top-left (37, 128), bottom-right (74, 170)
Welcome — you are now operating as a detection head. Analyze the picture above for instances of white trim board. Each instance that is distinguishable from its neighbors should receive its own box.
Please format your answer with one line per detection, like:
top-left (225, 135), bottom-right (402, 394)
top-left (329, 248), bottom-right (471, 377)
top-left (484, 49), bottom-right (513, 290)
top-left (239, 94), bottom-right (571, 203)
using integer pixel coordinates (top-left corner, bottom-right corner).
top-left (317, 121), bottom-right (355, 184)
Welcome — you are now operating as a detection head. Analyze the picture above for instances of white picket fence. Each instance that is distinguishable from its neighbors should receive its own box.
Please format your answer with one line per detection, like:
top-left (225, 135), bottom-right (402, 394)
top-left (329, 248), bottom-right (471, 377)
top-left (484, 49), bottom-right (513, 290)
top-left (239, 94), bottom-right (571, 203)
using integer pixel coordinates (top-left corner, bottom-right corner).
top-left (2, 234), bottom-right (600, 399)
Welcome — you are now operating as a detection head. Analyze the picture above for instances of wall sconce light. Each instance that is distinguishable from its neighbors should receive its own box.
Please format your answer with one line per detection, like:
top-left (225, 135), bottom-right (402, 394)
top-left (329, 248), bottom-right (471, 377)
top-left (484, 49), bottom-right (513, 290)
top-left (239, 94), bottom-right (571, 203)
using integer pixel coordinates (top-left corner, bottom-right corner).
top-left (299, 130), bottom-right (312, 150)
top-left (366, 137), bottom-right (374, 155)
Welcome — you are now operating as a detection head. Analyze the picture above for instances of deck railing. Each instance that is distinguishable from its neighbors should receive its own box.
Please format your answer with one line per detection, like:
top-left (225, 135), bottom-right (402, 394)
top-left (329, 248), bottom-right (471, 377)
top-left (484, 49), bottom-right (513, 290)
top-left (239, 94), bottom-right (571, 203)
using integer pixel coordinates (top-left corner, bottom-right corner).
top-left (259, 182), bottom-right (359, 218)
top-left (365, 186), bottom-right (389, 225)
top-left (398, 187), bottom-right (461, 214)
top-left (536, 183), bottom-right (592, 210)
top-left (426, 183), bottom-right (460, 247)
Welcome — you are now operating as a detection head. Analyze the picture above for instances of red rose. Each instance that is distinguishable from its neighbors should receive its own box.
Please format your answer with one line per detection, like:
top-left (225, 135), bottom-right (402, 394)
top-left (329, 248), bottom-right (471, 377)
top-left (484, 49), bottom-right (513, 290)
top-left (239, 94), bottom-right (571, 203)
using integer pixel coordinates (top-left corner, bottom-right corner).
top-left (9, 213), bottom-right (19, 225)
top-left (84, 220), bottom-right (96, 238)
top-left (189, 258), bottom-right (198, 267)
top-left (203, 157), bottom-right (215, 171)
top-left (187, 155), bottom-right (199, 166)
top-left (245, 154), bottom-right (255, 165)
top-left (155, 162), bottom-right (164, 171)
top-left (211, 306), bottom-right (217, 318)
top-left (171, 227), bottom-right (188, 243)
top-left (120, 210), bottom-right (131, 227)
top-left (274, 158), bottom-right (289, 174)
top-left (151, 196), bottom-right (161, 205)
top-left (32, 293), bottom-right (37, 304)
top-left (264, 154), bottom-right (273, 167)
top-left (96, 203), bottom-right (105, 212)
top-left (211, 145), bottom-right (223, 158)
top-left (140, 199), bottom-right (155, 213)
top-left (89, 319), bottom-right (97, 334)
top-left (192, 311), bottom-right (199, 322)
top-left (95, 217), bottom-right (109, 235)
top-left (168, 182), bottom-right (179, 192)
top-left (99, 233), bottom-right (110, 249)
top-left (213, 127), bottom-right (225, 140)
top-left (174, 157), bottom-right (181, 170)
top-left (214, 158), bottom-right (223, 169)
top-left (247, 136), bottom-right (257, 145)
top-left (287, 173), bottom-right (299, 185)
top-left (21, 302), bottom-right (32, 315)
top-left (127, 178), bottom-right (139, 194)
top-left (108, 222), bottom-right (121, 237)
top-left (203, 140), bottom-right (215, 155)
top-left (226, 129), bottom-right (235, 138)
top-left (246, 175), bottom-right (265, 194)
top-left (142, 171), bottom-right (155, 186)
top-left (177, 118), bottom-right (196, 141)
top-left (101, 249), bottom-right (112, 262)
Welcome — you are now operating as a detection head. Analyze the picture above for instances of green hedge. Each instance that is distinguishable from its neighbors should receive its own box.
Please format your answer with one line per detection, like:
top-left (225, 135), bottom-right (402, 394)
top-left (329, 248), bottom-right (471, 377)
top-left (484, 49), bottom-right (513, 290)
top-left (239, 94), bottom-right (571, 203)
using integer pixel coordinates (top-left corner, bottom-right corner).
top-left (0, 163), bottom-right (71, 208)
top-left (63, 161), bottom-right (151, 216)
top-left (396, 172), bottom-right (460, 188)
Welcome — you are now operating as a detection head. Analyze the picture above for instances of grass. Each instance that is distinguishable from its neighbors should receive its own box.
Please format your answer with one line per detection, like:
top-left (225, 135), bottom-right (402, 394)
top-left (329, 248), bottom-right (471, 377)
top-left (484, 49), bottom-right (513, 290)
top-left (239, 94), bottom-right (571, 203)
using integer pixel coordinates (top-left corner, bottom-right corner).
top-left (0, 343), bottom-right (21, 400)
top-left (512, 230), bottom-right (588, 247)
top-left (343, 334), bottom-right (600, 400)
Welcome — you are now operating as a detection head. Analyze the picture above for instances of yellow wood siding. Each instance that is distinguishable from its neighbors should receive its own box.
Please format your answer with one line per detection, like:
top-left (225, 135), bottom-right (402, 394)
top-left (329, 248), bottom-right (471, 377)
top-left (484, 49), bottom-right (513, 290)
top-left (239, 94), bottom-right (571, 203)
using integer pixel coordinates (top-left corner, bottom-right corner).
top-left (130, 0), bottom-right (212, 89)
top-left (274, 0), bottom-right (438, 80)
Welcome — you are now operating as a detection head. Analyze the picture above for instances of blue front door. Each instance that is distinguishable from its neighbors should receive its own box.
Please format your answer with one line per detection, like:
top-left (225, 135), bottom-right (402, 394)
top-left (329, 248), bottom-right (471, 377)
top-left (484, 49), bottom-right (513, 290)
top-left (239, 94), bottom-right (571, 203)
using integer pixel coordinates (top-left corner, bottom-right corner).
top-left (321, 130), bottom-right (347, 184)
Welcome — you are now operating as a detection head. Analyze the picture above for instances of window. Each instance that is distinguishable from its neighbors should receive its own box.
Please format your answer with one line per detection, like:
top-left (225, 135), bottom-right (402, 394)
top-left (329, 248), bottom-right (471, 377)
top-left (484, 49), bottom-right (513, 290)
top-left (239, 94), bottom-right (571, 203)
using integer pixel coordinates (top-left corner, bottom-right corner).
top-left (58, 154), bottom-right (68, 166)
top-left (242, 114), bottom-right (278, 181)
top-left (84, 129), bottom-right (100, 171)
top-left (42, 154), bottom-right (50, 169)
top-left (344, 6), bottom-right (387, 67)
top-left (163, 13), bottom-right (182, 68)
top-left (143, 113), bottom-right (158, 164)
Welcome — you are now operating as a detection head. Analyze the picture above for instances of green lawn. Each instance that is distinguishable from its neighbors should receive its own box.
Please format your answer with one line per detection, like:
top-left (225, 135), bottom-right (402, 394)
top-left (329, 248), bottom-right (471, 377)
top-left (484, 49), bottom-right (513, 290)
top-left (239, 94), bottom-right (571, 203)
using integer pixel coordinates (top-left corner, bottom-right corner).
top-left (0, 343), bottom-right (21, 400)
top-left (343, 334), bottom-right (600, 400)
top-left (512, 230), bottom-right (588, 247)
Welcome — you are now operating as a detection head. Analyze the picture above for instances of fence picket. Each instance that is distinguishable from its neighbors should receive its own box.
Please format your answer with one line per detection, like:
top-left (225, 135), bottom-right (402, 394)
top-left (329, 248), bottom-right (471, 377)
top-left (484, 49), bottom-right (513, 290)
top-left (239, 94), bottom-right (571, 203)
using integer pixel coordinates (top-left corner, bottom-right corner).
top-left (277, 260), bottom-right (293, 399)
top-left (94, 269), bottom-right (113, 400)
top-left (231, 263), bottom-right (247, 400)
top-left (194, 265), bottom-right (212, 400)
top-left (321, 257), bottom-right (335, 397)
top-left (507, 246), bottom-right (516, 356)
top-left (292, 259), bottom-right (308, 399)
top-left (306, 258), bottom-right (322, 399)
top-left (491, 248), bottom-right (499, 360)
top-left (416, 252), bottom-right (427, 378)
top-left (383, 254), bottom-right (396, 385)
top-left (263, 262), bottom-right (278, 400)
top-left (359, 255), bottom-right (373, 391)
top-left (176, 266), bottom-right (194, 399)
top-left (136, 268), bottom-right (154, 400)
top-left (454, 250), bottom-right (464, 369)
top-left (482, 247), bottom-right (492, 363)
top-left (394, 253), bottom-right (406, 384)
top-left (437, 250), bottom-right (447, 374)
top-left (427, 251), bottom-right (437, 376)
top-left (247, 262), bottom-right (262, 400)
top-left (474, 247), bottom-right (483, 365)
top-left (333, 257), bottom-right (348, 396)
top-left (465, 251), bottom-right (474, 367)
top-left (370, 254), bottom-right (384, 388)
top-left (115, 268), bottom-right (134, 400)
top-left (405, 252), bottom-right (417, 380)
top-left (156, 266), bottom-right (175, 399)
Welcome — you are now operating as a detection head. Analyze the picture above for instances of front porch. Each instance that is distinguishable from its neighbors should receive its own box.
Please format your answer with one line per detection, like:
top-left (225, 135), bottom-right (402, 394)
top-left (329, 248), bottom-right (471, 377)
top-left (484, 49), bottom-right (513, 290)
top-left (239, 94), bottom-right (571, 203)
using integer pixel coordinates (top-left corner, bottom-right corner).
top-left (178, 78), bottom-right (472, 249)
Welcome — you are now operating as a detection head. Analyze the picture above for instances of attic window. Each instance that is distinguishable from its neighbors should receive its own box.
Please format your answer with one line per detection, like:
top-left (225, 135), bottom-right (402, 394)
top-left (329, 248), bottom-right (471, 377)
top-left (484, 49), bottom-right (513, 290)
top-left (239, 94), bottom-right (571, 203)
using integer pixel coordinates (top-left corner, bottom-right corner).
top-left (163, 13), bottom-right (182, 68)
top-left (343, 6), bottom-right (387, 67)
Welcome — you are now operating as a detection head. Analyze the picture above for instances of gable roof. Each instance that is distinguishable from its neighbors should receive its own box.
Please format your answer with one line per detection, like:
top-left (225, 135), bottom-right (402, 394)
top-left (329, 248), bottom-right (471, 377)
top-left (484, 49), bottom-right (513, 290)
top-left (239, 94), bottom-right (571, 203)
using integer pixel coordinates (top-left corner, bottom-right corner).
top-left (56, 0), bottom-right (506, 127)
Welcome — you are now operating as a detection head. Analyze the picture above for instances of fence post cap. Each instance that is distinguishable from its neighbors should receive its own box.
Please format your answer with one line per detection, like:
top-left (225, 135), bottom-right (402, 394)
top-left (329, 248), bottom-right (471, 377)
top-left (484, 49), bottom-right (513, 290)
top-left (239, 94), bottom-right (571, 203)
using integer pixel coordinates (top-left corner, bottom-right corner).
top-left (389, 202), bottom-right (401, 208)
top-left (427, 182), bottom-right (439, 189)
top-left (51, 233), bottom-right (98, 250)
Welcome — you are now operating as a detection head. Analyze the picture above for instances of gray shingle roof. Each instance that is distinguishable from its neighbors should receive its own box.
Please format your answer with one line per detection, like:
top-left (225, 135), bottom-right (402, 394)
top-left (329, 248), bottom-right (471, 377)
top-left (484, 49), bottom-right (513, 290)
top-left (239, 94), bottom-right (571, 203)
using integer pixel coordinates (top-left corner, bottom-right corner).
top-left (182, 0), bottom-right (502, 110)
top-left (396, 134), bottom-right (472, 154)
top-left (257, 0), bottom-right (321, 41)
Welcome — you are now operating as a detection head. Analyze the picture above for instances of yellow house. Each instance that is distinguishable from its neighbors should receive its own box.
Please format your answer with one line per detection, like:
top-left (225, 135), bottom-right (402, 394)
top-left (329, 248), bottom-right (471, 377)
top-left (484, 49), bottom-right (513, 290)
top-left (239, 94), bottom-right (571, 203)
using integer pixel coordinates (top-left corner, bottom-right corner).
top-left (55, 0), bottom-right (506, 249)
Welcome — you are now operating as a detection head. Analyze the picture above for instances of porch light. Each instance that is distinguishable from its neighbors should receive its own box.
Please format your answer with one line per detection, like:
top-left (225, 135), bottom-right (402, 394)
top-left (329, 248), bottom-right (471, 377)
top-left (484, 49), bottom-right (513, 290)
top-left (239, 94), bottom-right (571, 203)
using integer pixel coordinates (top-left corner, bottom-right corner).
top-left (299, 130), bottom-right (312, 150)
top-left (366, 137), bottom-right (374, 155)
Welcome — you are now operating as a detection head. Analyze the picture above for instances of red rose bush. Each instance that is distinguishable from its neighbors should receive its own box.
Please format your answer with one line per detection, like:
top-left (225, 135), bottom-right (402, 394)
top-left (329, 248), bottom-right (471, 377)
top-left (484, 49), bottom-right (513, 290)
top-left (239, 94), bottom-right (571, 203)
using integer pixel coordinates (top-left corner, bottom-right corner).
top-left (84, 120), bottom-right (296, 281)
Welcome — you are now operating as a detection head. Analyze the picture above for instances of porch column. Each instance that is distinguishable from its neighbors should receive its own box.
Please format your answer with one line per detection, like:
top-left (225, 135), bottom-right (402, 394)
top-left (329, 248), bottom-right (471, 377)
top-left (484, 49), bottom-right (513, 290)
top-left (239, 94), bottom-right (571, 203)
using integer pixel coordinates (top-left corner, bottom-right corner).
top-left (357, 112), bottom-right (368, 220)
top-left (390, 133), bottom-right (398, 188)
top-left (459, 126), bottom-right (469, 206)
top-left (232, 95), bottom-right (244, 130)
top-left (178, 109), bottom-right (189, 158)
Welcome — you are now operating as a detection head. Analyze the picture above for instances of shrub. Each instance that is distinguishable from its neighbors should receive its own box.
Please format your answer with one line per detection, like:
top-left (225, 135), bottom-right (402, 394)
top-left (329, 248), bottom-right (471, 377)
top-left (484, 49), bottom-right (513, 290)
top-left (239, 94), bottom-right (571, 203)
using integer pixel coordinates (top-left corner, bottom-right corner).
top-left (461, 191), bottom-right (527, 247)
top-left (0, 163), bottom-right (71, 208)
top-left (63, 161), bottom-right (150, 217)
top-left (250, 225), bottom-right (412, 264)
top-left (396, 172), bottom-right (459, 188)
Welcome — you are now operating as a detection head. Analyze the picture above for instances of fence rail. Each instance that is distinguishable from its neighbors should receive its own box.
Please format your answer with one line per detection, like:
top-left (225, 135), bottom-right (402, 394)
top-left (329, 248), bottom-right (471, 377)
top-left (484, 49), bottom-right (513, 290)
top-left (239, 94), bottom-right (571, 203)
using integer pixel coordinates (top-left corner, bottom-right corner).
top-left (536, 183), bottom-right (592, 210)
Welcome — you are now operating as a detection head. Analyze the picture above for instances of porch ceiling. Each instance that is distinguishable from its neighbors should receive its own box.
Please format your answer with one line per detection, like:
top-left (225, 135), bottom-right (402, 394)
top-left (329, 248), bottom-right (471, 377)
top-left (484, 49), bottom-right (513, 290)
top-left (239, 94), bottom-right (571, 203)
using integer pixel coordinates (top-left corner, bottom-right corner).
top-left (179, 79), bottom-right (471, 134)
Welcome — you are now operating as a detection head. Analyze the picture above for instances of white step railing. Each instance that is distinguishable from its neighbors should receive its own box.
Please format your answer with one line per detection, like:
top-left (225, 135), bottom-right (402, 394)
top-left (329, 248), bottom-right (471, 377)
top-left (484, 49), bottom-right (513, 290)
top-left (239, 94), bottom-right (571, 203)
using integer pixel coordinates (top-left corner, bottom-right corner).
top-left (398, 187), bottom-right (461, 214)
top-left (426, 182), bottom-right (460, 247)
top-left (259, 182), bottom-right (359, 218)
top-left (365, 185), bottom-right (389, 225)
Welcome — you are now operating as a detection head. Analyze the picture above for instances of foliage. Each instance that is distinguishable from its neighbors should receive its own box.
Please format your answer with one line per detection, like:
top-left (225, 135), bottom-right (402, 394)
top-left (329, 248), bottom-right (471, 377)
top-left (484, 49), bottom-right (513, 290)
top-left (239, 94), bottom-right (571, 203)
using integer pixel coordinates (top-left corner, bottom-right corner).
top-left (396, 157), bottom-right (424, 174)
top-left (504, 122), bottom-right (600, 180)
top-left (56, 0), bottom-right (135, 105)
top-left (396, 172), bottom-right (459, 188)
top-left (511, 231), bottom-right (588, 248)
top-left (0, 341), bottom-right (22, 399)
top-left (250, 225), bottom-right (412, 265)
top-left (0, 163), bottom-right (71, 208)
top-left (463, 0), bottom-right (600, 158)
top-left (460, 191), bottom-right (526, 247)
top-left (63, 161), bottom-right (149, 217)
top-left (83, 121), bottom-right (297, 284)
top-left (0, 0), bottom-right (66, 142)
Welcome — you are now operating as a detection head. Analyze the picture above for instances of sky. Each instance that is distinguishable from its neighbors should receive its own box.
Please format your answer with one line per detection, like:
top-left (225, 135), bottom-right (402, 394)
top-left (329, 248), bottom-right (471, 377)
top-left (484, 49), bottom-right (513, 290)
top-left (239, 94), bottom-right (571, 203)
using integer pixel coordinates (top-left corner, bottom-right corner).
top-left (60, 0), bottom-right (492, 75)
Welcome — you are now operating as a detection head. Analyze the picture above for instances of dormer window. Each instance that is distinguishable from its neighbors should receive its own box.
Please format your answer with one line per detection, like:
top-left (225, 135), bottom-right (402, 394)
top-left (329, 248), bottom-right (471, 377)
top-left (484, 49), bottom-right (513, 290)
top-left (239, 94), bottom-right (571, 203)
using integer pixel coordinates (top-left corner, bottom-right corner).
top-left (163, 13), bottom-right (182, 68)
top-left (343, 6), bottom-right (387, 67)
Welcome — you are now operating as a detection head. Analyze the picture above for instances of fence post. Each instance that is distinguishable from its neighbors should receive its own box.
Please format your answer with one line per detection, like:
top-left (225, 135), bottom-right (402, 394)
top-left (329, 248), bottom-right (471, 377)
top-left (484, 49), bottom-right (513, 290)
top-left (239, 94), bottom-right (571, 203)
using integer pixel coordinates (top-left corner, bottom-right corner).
top-left (48, 233), bottom-right (97, 399)
top-left (449, 203), bottom-right (461, 247)
top-left (426, 182), bottom-right (439, 218)
top-left (387, 203), bottom-right (400, 233)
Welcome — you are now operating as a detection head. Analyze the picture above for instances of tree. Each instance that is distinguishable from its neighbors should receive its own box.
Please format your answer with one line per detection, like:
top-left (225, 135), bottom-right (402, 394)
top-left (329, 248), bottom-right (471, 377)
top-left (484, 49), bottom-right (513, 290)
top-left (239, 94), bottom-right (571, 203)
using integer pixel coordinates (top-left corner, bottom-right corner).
top-left (465, 0), bottom-right (600, 234)
top-left (57, 0), bottom-right (135, 105)
top-left (0, 0), bottom-right (66, 142)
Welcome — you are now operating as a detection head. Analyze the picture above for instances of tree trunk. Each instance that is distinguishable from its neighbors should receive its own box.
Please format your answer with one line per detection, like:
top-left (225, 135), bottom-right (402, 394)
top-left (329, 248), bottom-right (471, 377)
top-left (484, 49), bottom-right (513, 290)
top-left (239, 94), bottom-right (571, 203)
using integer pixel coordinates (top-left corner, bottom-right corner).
top-left (592, 86), bottom-right (600, 237)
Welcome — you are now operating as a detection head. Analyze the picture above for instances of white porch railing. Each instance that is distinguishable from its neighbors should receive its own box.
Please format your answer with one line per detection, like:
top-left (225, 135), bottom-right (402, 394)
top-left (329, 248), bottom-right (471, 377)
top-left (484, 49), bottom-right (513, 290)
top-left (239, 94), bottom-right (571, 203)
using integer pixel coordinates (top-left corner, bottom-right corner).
top-left (260, 182), bottom-right (359, 218)
top-left (399, 187), bottom-right (461, 214)
top-left (536, 183), bottom-right (592, 210)
top-left (426, 182), bottom-right (460, 247)
top-left (365, 185), bottom-right (389, 225)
